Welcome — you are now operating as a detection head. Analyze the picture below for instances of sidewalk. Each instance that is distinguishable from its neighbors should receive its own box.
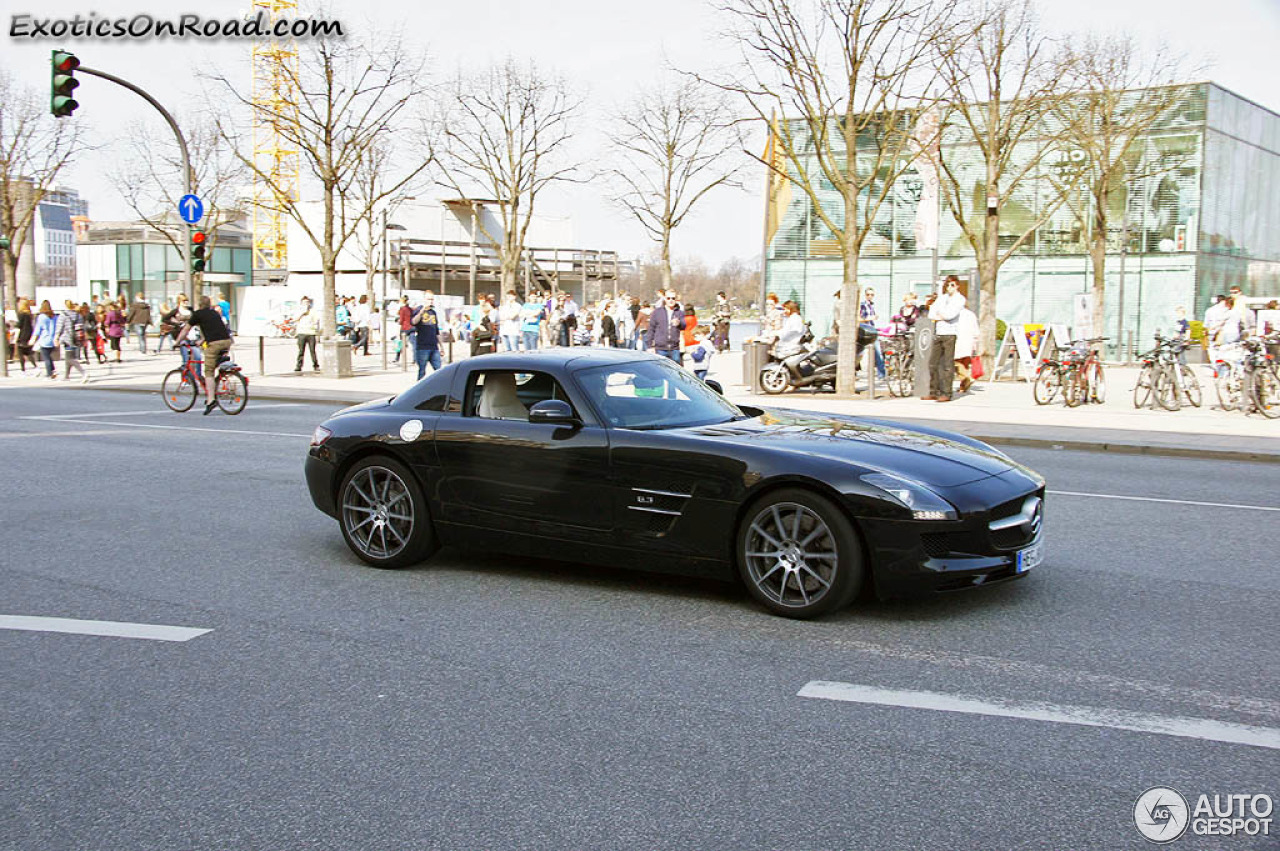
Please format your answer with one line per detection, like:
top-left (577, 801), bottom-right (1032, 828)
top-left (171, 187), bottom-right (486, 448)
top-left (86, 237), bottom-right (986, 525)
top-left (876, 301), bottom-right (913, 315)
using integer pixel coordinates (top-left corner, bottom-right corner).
top-left (3, 337), bottom-right (1278, 462)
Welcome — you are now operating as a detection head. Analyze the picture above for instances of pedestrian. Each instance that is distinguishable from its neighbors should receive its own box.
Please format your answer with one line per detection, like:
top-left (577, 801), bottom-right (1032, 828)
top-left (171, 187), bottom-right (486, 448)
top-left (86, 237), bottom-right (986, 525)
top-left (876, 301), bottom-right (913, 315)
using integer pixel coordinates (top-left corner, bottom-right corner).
top-left (560, 292), bottom-right (579, 346)
top-left (56, 300), bottom-right (87, 382)
top-left (645, 290), bottom-right (685, 364)
top-left (294, 296), bottom-right (320, 372)
top-left (681, 303), bottom-right (699, 354)
top-left (748, 293), bottom-right (784, 348)
top-left (635, 302), bottom-right (652, 351)
top-left (600, 301), bottom-right (618, 348)
top-left (774, 300), bottom-right (806, 358)
top-left (470, 297), bottom-right (497, 357)
top-left (394, 295), bottom-right (415, 363)
top-left (351, 294), bottom-right (371, 355)
top-left (412, 290), bottom-right (442, 380)
top-left (925, 275), bottom-right (966, 402)
top-left (628, 294), bottom-right (642, 349)
top-left (893, 291), bottom-right (922, 332)
top-left (31, 300), bottom-right (59, 378)
top-left (217, 292), bottom-right (231, 327)
top-left (78, 303), bottom-right (98, 366)
top-left (521, 292), bottom-right (544, 351)
top-left (713, 291), bottom-right (732, 351)
top-left (14, 298), bottom-right (38, 373)
top-left (689, 325), bottom-right (716, 380)
top-left (103, 300), bottom-right (126, 363)
top-left (953, 305), bottom-right (980, 393)
top-left (860, 286), bottom-right (886, 380)
top-left (125, 293), bottom-right (152, 355)
top-left (335, 298), bottom-right (351, 339)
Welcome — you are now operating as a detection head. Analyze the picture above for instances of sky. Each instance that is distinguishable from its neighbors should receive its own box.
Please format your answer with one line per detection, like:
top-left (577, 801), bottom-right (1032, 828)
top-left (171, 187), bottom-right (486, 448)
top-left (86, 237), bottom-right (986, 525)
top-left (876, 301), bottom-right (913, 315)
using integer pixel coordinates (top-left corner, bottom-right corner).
top-left (3, 0), bottom-right (1278, 268)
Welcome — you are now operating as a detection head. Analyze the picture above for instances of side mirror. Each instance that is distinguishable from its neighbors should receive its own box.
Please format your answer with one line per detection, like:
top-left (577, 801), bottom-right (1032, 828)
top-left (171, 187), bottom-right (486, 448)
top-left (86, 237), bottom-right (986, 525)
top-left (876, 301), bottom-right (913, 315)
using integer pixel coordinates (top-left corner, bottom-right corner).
top-left (528, 399), bottom-right (580, 427)
top-left (704, 379), bottom-right (724, 395)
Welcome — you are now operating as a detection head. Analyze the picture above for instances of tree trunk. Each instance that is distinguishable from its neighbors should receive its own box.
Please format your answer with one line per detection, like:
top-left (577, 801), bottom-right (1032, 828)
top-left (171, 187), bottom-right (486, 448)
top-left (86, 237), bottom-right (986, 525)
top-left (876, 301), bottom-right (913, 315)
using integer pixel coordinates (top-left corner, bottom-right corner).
top-left (1090, 191), bottom-right (1108, 339)
top-left (978, 207), bottom-right (1001, 366)
top-left (660, 230), bottom-right (672, 291)
top-left (835, 251), bottom-right (860, 397)
top-left (322, 184), bottom-right (337, 339)
top-left (1, 249), bottom-right (16, 310)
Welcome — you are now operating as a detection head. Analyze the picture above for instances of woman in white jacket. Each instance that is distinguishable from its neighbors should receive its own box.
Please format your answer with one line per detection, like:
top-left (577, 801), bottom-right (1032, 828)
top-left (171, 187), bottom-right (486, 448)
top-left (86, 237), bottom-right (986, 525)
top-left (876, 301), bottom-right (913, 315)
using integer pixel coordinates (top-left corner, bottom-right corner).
top-left (953, 307), bottom-right (980, 393)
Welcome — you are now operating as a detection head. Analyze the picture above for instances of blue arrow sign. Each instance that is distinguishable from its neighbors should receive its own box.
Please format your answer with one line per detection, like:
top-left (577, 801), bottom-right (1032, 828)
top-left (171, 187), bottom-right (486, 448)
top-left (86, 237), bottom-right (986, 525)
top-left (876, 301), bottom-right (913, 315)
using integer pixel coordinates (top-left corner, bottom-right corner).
top-left (178, 194), bottom-right (204, 224)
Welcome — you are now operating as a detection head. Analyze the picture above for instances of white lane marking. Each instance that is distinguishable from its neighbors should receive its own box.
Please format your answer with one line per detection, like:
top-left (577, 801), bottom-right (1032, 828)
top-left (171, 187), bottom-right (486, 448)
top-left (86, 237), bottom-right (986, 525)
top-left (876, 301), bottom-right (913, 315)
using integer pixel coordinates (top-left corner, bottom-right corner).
top-left (17, 418), bottom-right (310, 438)
top-left (1048, 490), bottom-right (1280, 513)
top-left (0, 615), bottom-right (211, 642)
top-left (22, 403), bottom-right (305, 420)
top-left (798, 681), bottom-right (1280, 751)
top-left (0, 429), bottom-right (136, 439)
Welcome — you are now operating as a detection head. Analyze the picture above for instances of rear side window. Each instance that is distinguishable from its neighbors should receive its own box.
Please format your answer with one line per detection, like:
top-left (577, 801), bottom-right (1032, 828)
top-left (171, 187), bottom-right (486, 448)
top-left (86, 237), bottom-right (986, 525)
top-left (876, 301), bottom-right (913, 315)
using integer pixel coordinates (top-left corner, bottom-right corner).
top-left (405, 364), bottom-right (459, 412)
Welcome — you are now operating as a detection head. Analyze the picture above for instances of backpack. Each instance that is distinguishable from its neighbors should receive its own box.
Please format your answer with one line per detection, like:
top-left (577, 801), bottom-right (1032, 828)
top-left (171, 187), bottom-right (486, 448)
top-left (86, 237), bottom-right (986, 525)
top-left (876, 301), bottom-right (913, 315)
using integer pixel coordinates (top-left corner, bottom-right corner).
top-left (691, 344), bottom-right (708, 363)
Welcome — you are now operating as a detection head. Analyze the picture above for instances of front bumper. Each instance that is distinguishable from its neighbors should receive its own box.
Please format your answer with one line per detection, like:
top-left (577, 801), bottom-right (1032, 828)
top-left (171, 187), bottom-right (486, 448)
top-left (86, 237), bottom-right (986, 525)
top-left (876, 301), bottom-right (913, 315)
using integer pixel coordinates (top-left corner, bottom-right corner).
top-left (305, 451), bottom-right (339, 519)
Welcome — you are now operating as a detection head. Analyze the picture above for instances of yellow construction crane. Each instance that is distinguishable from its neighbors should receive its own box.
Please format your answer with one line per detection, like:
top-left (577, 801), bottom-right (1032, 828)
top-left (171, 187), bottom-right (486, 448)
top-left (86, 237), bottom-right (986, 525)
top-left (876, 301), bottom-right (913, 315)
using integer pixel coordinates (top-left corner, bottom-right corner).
top-left (250, 0), bottom-right (299, 270)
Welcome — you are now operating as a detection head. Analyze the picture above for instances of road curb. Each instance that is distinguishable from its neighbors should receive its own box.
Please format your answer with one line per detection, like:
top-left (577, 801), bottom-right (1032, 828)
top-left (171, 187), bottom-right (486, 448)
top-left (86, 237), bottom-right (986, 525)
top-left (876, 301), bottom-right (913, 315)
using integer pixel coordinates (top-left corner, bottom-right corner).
top-left (6, 379), bottom-right (1278, 463)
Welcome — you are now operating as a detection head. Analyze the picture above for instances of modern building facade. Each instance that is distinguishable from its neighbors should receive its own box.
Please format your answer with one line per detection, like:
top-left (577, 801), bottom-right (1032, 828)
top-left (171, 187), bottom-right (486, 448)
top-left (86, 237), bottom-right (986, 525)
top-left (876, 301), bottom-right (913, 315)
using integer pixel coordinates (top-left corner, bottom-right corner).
top-left (76, 218), bottom-right (254, 316)
top-left (764, 83), bottom-right (1280, 347)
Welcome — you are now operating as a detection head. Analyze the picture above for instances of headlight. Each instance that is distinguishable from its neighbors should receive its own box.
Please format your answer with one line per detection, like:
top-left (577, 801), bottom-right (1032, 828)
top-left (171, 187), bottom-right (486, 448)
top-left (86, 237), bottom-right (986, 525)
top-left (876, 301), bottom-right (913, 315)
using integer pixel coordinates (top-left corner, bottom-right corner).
top-left (310, 425), bottom-right (332, 447)
top-left (861, 472), bottom-right (957, 520)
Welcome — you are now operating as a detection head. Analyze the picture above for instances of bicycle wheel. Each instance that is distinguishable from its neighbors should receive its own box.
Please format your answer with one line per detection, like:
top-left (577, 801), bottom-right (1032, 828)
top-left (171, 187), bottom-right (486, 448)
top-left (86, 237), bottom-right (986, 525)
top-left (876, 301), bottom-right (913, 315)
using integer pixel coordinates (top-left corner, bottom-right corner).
top-left (1253, 366), bottom-right (1280, 419)
top-left (216, 372), bottom-right (248, 415)
top-left (162, 368), bottom-right (197, 412)
top-left (1063, 369), bottom-right (1086, 408)
top-left (1089, 362), bottom-right (1106, 404)
top-left (1154, 366), bottom-right (1181, 411)
top-left (1033, 366), bottom-right (1061, 405)
top-left (886, 353), bottom-right (907, 397)
top-left (1133, 365), bottom-right (1153, 409)
top-left (1179, 365), bottom-right (1202, 408)
top-left (1215, 368), bottom-right (1240, 411)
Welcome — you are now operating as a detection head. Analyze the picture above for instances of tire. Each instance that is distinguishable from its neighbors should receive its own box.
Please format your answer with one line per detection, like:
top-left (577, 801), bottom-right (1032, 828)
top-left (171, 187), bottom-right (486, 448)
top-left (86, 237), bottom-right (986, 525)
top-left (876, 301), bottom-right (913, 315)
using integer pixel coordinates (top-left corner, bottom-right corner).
top-left (162, 368), bottom-right (197, 412)
top-left (1154, 366), bottom-right (1181, 411)
top-left (1179, 365), bottom-right (1202, 408)
top-left (736, 488), bottom-right (863, 619)
top-left (760, 363), bottom-right (790, 395)
top-left (1253, 366), bottom-right (1280, 419)
top-left (338, 456), bottom-right (438, 569)
top-left (215, 371), bottom-right (248, 415)
top-left (1033, 366), bottom-right (1060, 405)
top-left (1088, 363), bottom-right (1106, 404)
top-left (888, 353), bottom-right (913, 397)
top-left (1133, 365), bottom-right (1153, 409)
top-left (1215, 367), bottom-right (1240, 411)
top-left (1063, 370), bottom-right (1086, 408)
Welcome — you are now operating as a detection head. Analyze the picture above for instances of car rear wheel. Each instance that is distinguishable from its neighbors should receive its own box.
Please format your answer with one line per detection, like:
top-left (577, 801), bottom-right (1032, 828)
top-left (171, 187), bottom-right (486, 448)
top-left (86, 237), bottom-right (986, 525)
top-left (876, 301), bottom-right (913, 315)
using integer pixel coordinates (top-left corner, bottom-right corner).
top-left (338, 456), bottom-right (438, 569)
top-left (737, 488), bottom-right (863, 618)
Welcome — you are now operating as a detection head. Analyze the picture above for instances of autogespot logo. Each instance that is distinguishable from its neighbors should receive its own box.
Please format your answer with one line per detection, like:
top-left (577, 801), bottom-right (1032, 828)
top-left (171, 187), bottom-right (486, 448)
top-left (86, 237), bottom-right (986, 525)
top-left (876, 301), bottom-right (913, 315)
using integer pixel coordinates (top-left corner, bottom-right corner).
top-left (1135, 787), bottom-right (1190, 843)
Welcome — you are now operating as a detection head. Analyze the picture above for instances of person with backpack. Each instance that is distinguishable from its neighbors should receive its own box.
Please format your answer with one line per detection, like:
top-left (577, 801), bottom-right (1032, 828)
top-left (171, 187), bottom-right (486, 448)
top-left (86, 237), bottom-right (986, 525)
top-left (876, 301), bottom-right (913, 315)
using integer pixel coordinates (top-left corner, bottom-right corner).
top-left (689, 325), bottom-right (716, 381)
top-left (56, 300), bottom-right (88, 382)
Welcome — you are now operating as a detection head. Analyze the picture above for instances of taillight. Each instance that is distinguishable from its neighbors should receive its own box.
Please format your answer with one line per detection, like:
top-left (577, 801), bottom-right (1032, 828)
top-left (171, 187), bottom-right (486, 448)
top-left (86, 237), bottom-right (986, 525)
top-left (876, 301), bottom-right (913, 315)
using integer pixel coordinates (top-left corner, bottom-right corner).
top-left (310, 426), bottom-right (332, 447)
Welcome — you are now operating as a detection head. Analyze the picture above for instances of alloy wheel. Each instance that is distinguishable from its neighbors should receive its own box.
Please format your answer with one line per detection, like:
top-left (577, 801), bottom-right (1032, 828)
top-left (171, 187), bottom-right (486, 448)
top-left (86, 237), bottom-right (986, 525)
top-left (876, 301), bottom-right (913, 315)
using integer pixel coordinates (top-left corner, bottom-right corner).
top-left (341, 465), bottom-right (415, 560)
top-left (743, 502), bottom-right (838, 609)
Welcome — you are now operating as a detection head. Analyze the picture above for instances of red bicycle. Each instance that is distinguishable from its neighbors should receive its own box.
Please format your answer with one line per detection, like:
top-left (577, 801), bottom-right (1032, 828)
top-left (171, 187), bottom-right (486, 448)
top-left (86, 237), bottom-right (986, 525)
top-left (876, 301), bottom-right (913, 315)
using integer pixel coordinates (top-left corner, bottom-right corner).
top-left (163, 341), bottom-right (249, 415)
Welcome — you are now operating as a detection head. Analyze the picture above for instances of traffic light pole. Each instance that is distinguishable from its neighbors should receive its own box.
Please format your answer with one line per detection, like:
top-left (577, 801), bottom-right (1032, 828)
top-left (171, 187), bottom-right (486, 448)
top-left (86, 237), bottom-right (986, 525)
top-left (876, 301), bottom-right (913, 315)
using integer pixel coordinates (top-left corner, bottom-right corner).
top-left (77, 65), bottom-right (194, 303)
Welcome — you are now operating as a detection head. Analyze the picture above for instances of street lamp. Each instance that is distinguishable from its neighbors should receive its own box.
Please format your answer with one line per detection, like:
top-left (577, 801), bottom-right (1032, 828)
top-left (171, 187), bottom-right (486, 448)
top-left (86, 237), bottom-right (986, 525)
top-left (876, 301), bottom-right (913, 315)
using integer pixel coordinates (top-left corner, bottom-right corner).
top-left (381, 211), bottom-right (408, 371)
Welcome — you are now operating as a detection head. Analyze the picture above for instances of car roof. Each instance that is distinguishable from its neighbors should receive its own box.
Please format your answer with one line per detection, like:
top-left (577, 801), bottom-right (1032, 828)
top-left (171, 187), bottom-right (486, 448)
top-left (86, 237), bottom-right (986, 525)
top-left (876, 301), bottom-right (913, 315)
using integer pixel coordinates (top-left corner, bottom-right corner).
top-left (461, 348), bottom-right (665, 372)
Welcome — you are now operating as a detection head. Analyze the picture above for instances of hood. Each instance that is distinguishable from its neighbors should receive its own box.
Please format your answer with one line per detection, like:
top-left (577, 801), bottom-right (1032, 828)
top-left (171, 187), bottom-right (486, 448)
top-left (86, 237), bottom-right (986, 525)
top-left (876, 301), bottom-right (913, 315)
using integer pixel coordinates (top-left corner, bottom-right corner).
top-left (685, 408), bottom-right (1013, 487)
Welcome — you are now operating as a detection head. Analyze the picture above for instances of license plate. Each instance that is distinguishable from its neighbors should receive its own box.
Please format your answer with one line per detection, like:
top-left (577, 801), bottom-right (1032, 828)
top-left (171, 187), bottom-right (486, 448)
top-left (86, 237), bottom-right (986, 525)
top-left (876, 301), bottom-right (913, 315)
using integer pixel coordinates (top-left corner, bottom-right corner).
top-left (1017, 541), bottom-right (1042, 573)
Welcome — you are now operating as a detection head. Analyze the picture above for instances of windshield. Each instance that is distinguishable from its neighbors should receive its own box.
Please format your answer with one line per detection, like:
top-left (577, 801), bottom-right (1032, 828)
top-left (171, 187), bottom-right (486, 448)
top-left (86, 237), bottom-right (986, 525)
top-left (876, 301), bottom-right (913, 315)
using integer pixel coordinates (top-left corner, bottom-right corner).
top-left (574, 358), bottom-right (743, 430)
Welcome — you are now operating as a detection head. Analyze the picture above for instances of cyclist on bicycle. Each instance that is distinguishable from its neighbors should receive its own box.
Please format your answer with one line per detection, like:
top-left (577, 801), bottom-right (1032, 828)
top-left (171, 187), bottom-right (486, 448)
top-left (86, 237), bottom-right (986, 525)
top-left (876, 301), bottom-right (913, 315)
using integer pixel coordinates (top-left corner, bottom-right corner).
top-left (175, 295), bottom-right (233, 415)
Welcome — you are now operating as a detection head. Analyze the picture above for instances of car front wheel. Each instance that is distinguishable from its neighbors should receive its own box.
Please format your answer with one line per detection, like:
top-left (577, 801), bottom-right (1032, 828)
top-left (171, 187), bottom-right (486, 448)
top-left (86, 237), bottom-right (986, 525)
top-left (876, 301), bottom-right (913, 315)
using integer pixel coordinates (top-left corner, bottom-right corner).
top-left (338, 456), bottom-right (438, 569)
top-left (737, 488), bottom-right (863, 618)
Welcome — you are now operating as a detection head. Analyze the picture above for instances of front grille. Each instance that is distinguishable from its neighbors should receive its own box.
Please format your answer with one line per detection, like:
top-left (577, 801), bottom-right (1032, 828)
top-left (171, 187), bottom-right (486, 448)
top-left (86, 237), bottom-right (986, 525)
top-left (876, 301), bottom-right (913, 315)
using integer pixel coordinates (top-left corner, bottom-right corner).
top-left (986, 489), bottom-right (1044, 551)
top-left (991, 525), bottom-right (1035, 550)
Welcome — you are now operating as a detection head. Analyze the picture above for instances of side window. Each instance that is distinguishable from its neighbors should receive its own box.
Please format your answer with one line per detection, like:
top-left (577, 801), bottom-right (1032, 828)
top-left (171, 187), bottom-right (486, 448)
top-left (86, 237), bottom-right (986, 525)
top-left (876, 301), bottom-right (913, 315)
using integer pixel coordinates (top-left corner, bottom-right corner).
top-left (466, 371), bottom-right (572, 420)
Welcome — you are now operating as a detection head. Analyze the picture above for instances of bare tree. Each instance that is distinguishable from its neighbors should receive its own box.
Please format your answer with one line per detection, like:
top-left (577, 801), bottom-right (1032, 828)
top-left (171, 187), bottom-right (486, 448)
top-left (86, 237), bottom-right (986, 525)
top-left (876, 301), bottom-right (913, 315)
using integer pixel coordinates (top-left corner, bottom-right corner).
top-left (704, 0), bottom-right (945, 395)
top-left (348, 135), bottom-right (405, 306)
top-left (111, 113), bottom-right (248, 293)
top-left (606, 78), bottom-right (745, 290)
top-left (0, 69), bottom-right (82, 308)
top-left (433, 58), bottom-right (582, 297)
top-left (1055, 35), bottom-right (1193, 339)
top-left (215, 36), bottom-right (430, 355)
top-left (930, 0), bottom-right (1079, 358)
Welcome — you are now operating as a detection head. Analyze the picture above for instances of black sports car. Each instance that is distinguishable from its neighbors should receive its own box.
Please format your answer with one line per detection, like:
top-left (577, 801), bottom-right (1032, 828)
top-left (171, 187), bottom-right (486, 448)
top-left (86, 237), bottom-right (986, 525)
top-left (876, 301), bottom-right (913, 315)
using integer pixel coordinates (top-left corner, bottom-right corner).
top-left (306, 348), bottom-right (1045, 618)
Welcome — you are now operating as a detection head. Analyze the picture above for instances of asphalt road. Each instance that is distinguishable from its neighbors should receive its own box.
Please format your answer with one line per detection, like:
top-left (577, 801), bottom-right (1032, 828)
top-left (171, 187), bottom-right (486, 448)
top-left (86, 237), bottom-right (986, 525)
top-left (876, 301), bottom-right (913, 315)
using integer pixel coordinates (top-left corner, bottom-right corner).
top-left (2, 387), bottom-right (1277, 850)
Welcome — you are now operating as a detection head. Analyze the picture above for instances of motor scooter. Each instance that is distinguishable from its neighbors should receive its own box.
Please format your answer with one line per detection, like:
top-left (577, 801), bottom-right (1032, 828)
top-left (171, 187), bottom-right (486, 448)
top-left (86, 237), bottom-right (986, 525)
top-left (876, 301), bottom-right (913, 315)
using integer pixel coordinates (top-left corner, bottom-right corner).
top-left (759, 323), bottom-right (876, 394)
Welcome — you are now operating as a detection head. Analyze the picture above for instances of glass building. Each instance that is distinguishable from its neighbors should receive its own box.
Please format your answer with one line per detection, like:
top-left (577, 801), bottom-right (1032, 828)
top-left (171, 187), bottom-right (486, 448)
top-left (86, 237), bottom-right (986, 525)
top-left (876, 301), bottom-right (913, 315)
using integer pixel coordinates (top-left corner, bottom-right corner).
top-left (764, 83), bottom-right (1280, 347)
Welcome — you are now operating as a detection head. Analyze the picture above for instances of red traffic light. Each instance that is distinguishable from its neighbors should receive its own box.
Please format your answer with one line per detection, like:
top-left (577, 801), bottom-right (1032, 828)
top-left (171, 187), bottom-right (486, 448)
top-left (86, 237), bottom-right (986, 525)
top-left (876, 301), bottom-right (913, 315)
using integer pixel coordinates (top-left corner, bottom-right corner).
top-left (55, 53), bottom-right (79, 73)
top-left (192, 231), bottom-right (207, 245)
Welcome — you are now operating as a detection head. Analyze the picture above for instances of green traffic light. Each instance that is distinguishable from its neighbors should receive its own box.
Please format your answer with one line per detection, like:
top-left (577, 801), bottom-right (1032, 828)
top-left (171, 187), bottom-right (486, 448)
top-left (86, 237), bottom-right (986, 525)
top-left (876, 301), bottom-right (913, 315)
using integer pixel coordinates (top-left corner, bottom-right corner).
top-left (0, 235), bottom-right (11, 250)
top-left (50, 50), bottom-right (80, 118)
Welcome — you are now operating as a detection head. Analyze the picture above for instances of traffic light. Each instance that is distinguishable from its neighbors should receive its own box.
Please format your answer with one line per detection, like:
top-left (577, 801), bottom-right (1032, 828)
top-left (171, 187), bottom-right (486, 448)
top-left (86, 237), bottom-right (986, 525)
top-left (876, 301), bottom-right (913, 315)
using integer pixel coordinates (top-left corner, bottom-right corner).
top-left (0, 235), bottom-right (10, 251)
top-left (191, 230), bottom-right (207, 273)
top-left (50, 50), bottom-right (80, 118)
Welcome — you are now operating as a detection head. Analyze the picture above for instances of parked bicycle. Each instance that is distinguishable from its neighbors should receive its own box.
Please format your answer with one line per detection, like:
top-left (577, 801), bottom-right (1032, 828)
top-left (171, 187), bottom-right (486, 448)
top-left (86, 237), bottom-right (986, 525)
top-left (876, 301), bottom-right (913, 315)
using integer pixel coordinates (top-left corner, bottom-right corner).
top-left (1134, 334), bottom-right (1201, 411)
top-left (1062, 337), bottom-right (1108, 407)
top-left (1214, 333), bottom-right (1280, 418)
top-left (883, 332), bottom-right (914, 397)
top-left (163, 340), bottom-right (249, 415)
